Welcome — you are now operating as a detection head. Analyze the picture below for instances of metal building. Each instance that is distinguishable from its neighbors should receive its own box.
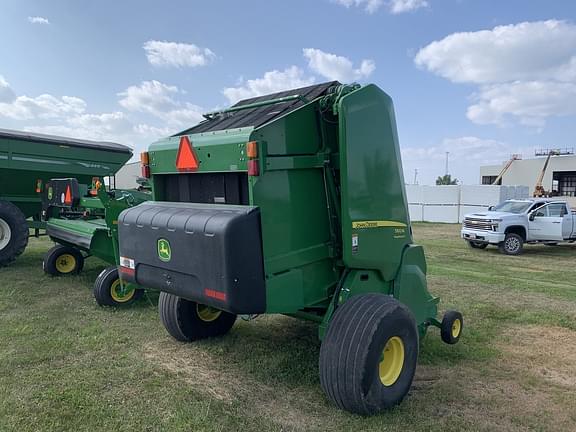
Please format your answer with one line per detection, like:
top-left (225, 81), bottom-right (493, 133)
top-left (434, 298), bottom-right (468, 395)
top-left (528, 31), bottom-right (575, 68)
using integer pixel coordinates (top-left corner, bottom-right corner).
top-left (480, 149), bottom-right (576, 205)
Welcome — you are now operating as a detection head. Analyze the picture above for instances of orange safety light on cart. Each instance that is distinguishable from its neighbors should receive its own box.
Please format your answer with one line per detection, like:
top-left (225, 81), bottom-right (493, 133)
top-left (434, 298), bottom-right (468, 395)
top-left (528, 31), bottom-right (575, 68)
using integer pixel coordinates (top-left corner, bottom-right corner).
top-left (64, 185), bottom-right (72, 205)
top-left (176, 136), bottom-right (199, 171)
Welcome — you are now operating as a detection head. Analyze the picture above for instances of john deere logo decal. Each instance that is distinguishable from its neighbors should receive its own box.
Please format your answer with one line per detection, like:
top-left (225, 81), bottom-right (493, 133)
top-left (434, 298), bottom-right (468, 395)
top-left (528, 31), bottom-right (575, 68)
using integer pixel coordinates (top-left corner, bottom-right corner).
top-left (157, 238), bottom-right (171, 262)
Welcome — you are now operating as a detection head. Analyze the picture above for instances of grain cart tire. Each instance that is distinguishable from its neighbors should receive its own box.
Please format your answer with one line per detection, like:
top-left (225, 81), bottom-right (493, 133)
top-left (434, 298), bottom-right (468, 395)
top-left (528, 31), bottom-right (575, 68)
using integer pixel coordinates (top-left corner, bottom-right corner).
top-left (43, 245), bottom-right (84, 276)
top-left (440, 310), bottom-right (463, 344)
top-left (159, 291), bottom-right (237, 342)
top-left (499, 233), bottom-right (524, 255)
top-left (468, 241), bottom-right (488, 249)
top-left (0, 200), bottom-right (29, 267)
top-left (319, 293), bottom-right (419, 415)
top-left (93, 266), bottom-right (143, 307)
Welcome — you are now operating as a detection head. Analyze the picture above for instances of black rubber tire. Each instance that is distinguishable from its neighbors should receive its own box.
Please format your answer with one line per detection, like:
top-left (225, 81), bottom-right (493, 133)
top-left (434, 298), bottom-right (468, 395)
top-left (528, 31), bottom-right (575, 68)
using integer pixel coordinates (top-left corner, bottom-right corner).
top-left (440, 310), bottom-right (463, 344)
top-left (158, 291), bottom-right (237, 342)
top-left (43, 245), bottom-right (84, 276)
top-left (499, 233), bottom-right (524, 255)
top-left (93, 266), bottom-right (143, 307)
top-left (0, 200), bottom-right (29, 267)
top-left (468, 241), bottom-right (488, 249)
top-left (319, 293), bottom-right (419, 415)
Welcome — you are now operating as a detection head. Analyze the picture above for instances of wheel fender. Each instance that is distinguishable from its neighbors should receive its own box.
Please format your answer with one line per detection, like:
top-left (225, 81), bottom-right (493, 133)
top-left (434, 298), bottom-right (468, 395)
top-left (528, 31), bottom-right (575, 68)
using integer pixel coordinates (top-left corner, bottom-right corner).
top-left (392, 245), bottom-right (438, 330)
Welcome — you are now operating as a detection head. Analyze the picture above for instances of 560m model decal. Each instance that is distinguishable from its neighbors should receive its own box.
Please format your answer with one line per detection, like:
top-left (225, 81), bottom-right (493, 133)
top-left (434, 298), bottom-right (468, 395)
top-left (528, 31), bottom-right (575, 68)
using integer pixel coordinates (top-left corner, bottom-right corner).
top-left (352, 220), bottom-right (408, 229)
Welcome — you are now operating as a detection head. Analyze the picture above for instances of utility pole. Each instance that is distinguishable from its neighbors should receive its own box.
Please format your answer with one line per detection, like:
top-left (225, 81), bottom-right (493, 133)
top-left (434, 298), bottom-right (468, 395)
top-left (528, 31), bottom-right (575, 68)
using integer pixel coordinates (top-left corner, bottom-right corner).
top-left (413, 168), bottom-right (418, 185)
top-left (445, 152), bottom-right (450, 176)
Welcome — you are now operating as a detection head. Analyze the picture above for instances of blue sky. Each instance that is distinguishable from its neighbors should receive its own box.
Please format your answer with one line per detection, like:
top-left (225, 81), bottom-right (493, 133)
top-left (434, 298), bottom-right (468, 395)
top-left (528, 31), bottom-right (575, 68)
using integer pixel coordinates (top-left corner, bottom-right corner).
top-left (0, 0), bottom-right (575, 184)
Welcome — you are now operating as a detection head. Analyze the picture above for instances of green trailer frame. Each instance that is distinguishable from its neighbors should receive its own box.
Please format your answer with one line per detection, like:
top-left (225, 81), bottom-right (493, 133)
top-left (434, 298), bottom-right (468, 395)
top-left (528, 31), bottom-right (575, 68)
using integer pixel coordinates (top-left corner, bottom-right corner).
top-left (42, 179), bottom-right (149, 306)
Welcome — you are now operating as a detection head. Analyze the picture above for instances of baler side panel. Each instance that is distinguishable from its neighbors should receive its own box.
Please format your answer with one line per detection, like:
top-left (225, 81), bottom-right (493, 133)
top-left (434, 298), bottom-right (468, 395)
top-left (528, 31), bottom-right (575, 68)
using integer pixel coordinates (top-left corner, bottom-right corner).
top-left (338, 85), bottom-right (412, 281)
top-left (253, 114), bottom-right (339, 313)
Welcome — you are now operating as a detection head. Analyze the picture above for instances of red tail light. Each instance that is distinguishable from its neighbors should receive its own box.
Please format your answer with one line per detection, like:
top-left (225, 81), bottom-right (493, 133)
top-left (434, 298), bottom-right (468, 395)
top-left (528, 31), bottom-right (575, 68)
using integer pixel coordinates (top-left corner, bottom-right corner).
top-left (248, 159), bottom-right (259, 176)
top-left (141, 165), bottom-right (151, 178)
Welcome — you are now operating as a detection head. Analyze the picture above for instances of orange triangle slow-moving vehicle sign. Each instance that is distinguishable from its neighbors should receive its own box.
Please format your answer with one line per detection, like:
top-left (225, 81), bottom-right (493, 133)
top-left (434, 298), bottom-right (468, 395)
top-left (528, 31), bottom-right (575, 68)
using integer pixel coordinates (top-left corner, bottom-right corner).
top-left (176, 136), bottom-right (199, 171)
top-left (64, 185), bottom-right (72, 205)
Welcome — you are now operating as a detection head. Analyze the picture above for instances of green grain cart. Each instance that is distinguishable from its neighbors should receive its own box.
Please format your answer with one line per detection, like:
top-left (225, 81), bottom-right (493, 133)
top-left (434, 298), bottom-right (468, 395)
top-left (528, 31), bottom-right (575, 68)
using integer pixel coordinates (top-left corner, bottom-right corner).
top-left (117, 82), bottom-right (463, 415)
top-left (0, 129), bottom-right (132, 266)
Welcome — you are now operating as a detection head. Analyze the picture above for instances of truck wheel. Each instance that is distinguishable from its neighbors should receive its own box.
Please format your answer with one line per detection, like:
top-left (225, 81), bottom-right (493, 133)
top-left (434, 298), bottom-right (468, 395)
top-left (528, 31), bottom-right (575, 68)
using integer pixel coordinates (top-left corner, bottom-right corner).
top-left (0, 200), bottom-right (29, 267)
top-left (499, 233), bottom-right (523, 255)
top-left (319, 293), bottom-right (419, 415)
top-left (468, 241), bottom-right (488, 249)
top-left (158, 291), bottom-right (237, 342)
top-left (93, 266), bottom-right (143, 306)
top-left (440, 310), bottom-right (463, 344)
top-left (43, 245), bottom-right (84, 275)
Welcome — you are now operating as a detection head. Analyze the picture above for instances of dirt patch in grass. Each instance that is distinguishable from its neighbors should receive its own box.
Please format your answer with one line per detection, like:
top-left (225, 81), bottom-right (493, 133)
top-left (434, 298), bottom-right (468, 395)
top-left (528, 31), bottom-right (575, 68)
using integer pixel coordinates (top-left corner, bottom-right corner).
top-left (142, 340), bottom-right (329, 431)
top-left (143, 341), bottom-right (238, 402)
top-left (455, 375), bottom-right (575, 432)
top-left (500, 325), bottom-right (576, 389)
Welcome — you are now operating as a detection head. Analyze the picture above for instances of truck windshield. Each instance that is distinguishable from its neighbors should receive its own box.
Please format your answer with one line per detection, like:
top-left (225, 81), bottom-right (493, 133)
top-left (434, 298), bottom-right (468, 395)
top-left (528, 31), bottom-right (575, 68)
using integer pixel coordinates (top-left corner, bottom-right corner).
top-left (492, 201), bottom-right (533, 214)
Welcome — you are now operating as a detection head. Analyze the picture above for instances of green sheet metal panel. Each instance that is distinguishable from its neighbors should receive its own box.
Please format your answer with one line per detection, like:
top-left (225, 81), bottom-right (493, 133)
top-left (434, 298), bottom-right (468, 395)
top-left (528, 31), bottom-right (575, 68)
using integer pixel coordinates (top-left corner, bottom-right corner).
top-left (47, 218), bottom-right (115, 263)
top-left (251, 106), bottom-right (338, 313)
top-left (147, 128), bottom-right (253, 176)
top-left (250, 103), bottom-right (322, 156)
top-left (338, 84), bottom-right (411, 281)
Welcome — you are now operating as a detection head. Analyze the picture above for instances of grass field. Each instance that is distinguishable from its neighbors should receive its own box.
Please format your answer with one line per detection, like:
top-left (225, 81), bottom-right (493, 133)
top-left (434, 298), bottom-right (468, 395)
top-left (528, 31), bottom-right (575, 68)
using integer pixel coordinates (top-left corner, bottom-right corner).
top-left (1, 223), bottom-right (575, 432)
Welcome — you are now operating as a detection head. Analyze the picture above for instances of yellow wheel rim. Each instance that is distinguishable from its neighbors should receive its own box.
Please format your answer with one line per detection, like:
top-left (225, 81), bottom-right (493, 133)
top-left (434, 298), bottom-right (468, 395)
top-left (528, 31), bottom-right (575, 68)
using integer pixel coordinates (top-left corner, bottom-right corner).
top-left (196, 304), bottom-right (222, 322)
top-left (55, 254), bottom-right (77, 274)
top-left (451, 318), bottom-right (462, 338)
top-left (379, 336), bottom-right (405, 386)
top-left (110, 279), bottom-right (135, 303)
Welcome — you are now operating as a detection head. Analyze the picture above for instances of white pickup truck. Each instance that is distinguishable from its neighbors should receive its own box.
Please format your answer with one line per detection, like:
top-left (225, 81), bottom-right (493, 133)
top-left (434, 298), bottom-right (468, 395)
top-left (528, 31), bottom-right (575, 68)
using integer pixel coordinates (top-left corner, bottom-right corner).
top-left (461, 198), bottom-right (576, 255)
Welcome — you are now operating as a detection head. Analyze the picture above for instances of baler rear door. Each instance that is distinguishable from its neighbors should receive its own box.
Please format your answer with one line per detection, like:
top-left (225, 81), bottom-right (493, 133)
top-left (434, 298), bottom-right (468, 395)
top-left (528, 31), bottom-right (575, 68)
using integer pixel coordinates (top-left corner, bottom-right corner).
top-left (118, 201), bottom-right (266, 314)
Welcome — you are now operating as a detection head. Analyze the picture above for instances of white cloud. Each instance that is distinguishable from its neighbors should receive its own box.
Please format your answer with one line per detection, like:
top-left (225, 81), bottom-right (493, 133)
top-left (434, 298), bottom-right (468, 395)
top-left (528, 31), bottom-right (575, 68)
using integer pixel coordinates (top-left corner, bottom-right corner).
top-left (25, 113), bottom-right (174, 151)
top-left (415, 20), bottom-right (576, 84)
top-left (29, 112), bottom-right (131, 141)
top-left (0, 75), bottom-right (15, 103)
top-left (389, 0), bottom-right (428, 14)
top-left (402, 136), bottom-right (521, 184)
top-left (28, 16), bottom-right (50, 25)
top-left (332, 0), bottom-right (384, 14)
top-left (333, 0), bottom-right (427, 14)
top-left (143, 40), bottom-right (216, 68)
top-left (303, 48), bottom-right (375, 82)
top-left (159, 105), bottom-right (203, 128)
top-left (415, 20), bottom-right (576, 128)
top-left (0, 93), bottom-right (86, 120)
top-left (467, 81), bottom-right (576, 127)
top-left (118, 80), bottom-right (203, 128)
top-left (0, 78), bottom-right (182, 151)
top-left (118, 80), bottom-right (179, 113)
top-left (222, 66), bottom-right (315, 104)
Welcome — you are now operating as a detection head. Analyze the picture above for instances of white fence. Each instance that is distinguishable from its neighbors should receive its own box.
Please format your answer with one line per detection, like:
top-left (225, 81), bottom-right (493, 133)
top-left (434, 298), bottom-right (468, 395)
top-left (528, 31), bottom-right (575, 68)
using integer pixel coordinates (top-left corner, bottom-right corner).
top-left (406, 185), bottom-right (530, 223)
